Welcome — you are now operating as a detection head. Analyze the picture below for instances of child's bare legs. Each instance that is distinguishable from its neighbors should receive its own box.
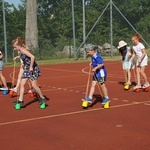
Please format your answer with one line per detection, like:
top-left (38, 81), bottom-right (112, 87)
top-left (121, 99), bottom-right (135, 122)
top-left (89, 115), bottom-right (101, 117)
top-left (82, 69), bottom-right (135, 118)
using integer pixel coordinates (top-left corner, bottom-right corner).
top-left (0, 70), bottom-right (7, 88)
top-left (18, 78), bottom-right (28, 101)
top-left (123, 69), bottom-right (128, 84)
top-left (88, 82), bottom-right (109, 98)
top-left (100, 82), bottom-right (110, 104)
top-left (15, 67), bottom-right (24, 89)
top-left (100, 83), bottom-right (108, 98)
top-left (88, 81), bottom-right (97, 99)
top-left (136, 67), bottom-right (141, 86)
top-left (140, 66), bottom-right (149, 86)
top-left (126, 69), bottom-right (131, 85)
top-left (30, 79), bottom-right (45, 99)
top-left (17, 78), bottom-right (45, 103)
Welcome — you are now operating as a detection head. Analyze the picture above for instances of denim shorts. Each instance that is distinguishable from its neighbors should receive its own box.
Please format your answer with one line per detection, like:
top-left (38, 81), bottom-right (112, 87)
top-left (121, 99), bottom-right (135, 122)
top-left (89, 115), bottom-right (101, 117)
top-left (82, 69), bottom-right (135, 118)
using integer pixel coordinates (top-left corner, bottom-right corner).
top-left (0, 60), bottom-right (3, 71)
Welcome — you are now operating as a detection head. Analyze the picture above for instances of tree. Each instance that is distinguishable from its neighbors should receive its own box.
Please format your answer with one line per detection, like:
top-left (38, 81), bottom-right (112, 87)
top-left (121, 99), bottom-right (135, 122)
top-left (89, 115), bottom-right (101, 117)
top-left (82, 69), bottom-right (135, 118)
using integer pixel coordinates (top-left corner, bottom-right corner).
top-left (0, 0), bottom-right (150, 60)
top-left (26, 0), bottom-right (38, 49)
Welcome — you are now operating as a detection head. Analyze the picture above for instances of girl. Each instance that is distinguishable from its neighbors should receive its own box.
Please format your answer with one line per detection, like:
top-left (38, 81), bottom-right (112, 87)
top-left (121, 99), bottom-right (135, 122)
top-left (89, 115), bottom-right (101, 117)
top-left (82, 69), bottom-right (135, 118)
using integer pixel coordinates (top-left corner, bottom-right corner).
top-left (118, 40), bottom-right (134, 85)
top-left (0, 47), bottom-right (8, 90)
top-left (132, 33), bottom-right (149, 89)
top-left (82, 44), bottom-right (110, 104)
top-left (10, 52), bottom-right (36, 94)
top-left (12, 37), bottom-right (46, 106)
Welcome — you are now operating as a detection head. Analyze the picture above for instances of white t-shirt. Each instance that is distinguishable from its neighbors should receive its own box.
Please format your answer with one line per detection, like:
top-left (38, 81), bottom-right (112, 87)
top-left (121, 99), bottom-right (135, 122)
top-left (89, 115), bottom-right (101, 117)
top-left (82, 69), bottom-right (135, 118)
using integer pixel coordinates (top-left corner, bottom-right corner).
top-left (132, 42), bottom-right (145, 58)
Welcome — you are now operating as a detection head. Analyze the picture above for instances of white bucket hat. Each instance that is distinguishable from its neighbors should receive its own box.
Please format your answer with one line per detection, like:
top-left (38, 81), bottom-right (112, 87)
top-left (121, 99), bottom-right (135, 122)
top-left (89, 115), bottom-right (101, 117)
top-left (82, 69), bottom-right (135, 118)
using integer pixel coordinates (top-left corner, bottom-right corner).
top-left (118, 40), bottom-right (127, 49)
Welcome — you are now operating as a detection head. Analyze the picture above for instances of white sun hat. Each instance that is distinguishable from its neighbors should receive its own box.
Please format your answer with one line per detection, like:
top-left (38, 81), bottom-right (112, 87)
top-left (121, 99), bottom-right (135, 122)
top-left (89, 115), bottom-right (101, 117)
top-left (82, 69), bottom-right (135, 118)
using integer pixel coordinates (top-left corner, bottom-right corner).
top-left (118, 40), bottom-right (127, 49)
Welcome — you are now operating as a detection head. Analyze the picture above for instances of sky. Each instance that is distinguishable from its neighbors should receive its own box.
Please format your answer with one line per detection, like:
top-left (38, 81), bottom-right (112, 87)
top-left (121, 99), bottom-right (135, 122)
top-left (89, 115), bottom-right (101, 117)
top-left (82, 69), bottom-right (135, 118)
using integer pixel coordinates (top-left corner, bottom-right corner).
top-left (5, 0), bottom-right (21, 7)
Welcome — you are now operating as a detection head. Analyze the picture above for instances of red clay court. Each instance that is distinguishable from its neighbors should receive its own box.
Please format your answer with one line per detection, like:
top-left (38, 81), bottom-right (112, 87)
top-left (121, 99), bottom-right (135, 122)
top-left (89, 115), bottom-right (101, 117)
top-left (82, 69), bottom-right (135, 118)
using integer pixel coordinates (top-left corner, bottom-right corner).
top-left (0, 61), bottom-right (150, 150)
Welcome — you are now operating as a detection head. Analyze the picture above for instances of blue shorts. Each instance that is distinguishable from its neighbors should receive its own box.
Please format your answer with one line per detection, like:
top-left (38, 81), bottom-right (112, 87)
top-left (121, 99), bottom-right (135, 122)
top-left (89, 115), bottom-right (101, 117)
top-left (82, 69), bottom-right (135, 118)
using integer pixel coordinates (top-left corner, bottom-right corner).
top-left (0, 60), bottom-right (3, 70)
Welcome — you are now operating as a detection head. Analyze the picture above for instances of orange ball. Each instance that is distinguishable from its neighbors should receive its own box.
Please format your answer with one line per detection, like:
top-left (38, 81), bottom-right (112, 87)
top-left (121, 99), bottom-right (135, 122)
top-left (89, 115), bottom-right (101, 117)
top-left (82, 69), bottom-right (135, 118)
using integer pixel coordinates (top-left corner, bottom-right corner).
top-left (29, 92), bottom-right (35, 98)
top-left (144, 87), bottom-right (149, 92)
top-left (9, 90), bottom-right (14, 96)
top-left (135, 88), bottom-right (140, 93)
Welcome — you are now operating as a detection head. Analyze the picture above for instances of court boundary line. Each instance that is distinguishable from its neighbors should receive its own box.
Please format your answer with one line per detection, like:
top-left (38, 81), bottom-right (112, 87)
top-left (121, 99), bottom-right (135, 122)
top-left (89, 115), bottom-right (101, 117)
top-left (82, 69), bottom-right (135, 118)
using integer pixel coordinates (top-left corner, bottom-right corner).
top-left (0, 100), bottom-right (149, 126)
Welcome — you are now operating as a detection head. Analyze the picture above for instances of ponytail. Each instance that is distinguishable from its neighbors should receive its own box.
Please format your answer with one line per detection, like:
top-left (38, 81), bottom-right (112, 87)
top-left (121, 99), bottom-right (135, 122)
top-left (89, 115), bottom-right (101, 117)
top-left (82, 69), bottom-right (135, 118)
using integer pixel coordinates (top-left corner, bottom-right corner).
top-left (12, 37), bottom-right (30, 51)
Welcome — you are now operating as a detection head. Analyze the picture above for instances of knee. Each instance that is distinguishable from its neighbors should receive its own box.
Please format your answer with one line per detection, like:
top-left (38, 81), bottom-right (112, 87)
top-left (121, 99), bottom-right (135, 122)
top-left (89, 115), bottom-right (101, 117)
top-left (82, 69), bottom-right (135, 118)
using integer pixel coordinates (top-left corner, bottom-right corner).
top-left (18, 75), bottom-right (22, 79)
top-left (20, 80), bottom-right (26, 86)
top-left (32, 84), bottom-right (36, 89)
top-left (31, 82), bottom-right (37, 89)
top-left (91, 82), bottom-right (96, 87)
top-left (140, 70), bottom-right (144, 75)
top-left (136, 69), bottom-right (140, 74)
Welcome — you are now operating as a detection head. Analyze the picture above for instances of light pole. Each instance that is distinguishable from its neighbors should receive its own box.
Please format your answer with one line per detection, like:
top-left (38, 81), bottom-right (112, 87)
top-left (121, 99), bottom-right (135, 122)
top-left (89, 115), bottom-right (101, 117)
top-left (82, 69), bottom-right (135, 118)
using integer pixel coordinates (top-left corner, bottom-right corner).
top-left (2, 0), bottom-right (8, 64)
top-left (71, 0), bottom-right (76, 60)
top-left (110, 0), bottom-right (113, 57)
top-left (83, 0), bottom-right (86, 59)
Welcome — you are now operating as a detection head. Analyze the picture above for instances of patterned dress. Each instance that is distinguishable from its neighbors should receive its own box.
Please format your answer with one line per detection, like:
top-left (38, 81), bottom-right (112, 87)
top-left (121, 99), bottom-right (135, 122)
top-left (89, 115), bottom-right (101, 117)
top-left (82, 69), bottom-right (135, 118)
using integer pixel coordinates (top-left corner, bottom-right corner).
top-left (20, 53), bottom-right (41, 80)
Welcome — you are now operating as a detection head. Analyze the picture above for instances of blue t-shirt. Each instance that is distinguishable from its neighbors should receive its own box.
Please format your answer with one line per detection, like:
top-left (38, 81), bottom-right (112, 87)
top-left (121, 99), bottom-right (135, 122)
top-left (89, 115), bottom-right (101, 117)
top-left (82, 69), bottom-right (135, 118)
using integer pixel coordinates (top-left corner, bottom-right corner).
top-left (91, 52), bottom-right (107, 78)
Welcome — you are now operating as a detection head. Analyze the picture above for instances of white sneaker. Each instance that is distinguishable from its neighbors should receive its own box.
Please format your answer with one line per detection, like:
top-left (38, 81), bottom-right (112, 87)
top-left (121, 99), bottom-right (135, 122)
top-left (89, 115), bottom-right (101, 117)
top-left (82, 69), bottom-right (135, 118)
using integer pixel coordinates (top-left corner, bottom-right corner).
top-left (133, 85), bottom-right (141, 90)
top-left (0, 87), bottom-right (8, 90)
top-left (142, 83), bottom-right (150, 89)
top-left (10, 87), bottom-right (18, 92)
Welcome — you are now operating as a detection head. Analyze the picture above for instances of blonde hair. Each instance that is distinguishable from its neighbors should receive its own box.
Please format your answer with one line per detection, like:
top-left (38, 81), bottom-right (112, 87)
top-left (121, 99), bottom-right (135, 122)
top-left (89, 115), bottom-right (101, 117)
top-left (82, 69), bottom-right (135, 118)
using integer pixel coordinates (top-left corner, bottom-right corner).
top-left (12, 37), bottom-right (30, 51)
top-left (132, 33), bottom-right (142, 42)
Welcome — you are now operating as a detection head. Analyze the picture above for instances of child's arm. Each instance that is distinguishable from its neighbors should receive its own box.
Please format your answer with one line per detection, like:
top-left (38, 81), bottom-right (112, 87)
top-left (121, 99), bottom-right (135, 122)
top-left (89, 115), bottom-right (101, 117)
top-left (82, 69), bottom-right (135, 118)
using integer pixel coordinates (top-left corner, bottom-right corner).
top-left (138, 48), bottom-right (146, 63)
top-left (92, 64), bottom-right (104, 72)
top-left (13, 55), bottom-right (20, 61)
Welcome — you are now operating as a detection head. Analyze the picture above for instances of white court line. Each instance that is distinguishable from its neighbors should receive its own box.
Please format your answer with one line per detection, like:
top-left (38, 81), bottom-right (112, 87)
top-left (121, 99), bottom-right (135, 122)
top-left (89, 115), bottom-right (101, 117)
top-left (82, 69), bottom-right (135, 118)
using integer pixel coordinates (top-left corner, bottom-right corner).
top-left (144, 103), bottom-right (150, 106)
top-left (43, 74), bottom-right (85, 79)
top-left (41, 67), bottom-right (82, 74)
top-left (113, 98), bottom-right (119, 100)
top-left (82, 67), bottom-right (90, 74)
top-left (0, 100), bottom-right (149, 126)
top-left (122, 100), bottom-right (128, 102)
top-left (82, 67), bottom-right (126, 80)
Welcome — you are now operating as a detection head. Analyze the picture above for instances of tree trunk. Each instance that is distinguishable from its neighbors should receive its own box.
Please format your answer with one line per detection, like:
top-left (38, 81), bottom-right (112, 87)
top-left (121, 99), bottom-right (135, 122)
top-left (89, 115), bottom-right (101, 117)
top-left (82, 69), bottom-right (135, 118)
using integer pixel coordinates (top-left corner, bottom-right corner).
top-left (25, 0), bottom-right (38, 50)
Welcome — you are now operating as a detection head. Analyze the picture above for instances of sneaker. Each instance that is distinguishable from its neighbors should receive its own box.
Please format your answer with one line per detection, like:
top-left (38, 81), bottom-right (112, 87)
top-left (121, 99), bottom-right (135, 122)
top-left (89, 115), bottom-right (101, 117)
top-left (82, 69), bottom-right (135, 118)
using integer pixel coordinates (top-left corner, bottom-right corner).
top-left (10, 87), bottom-right (18, 93)
top-left (38, 97), bottom-right (46, 105)
top-left (82, 97), bottom-right (92, 103)
top-left (101, 97), bottom-right (110, 104)
top-left (0, 87), bottom-right (8, 90)
top-left (133, 85), bottom-right (141, 90)
top-left (13, 100), bottom-right (24, 106)
top-left (142, 83), bottom-right (150, 89)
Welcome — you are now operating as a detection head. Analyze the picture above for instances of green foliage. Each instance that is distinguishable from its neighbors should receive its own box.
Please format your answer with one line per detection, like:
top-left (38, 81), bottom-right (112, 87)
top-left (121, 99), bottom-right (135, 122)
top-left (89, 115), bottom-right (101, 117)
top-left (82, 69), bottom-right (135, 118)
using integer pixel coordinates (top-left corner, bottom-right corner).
top-left (0, 0), bottom-right (150, 61)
